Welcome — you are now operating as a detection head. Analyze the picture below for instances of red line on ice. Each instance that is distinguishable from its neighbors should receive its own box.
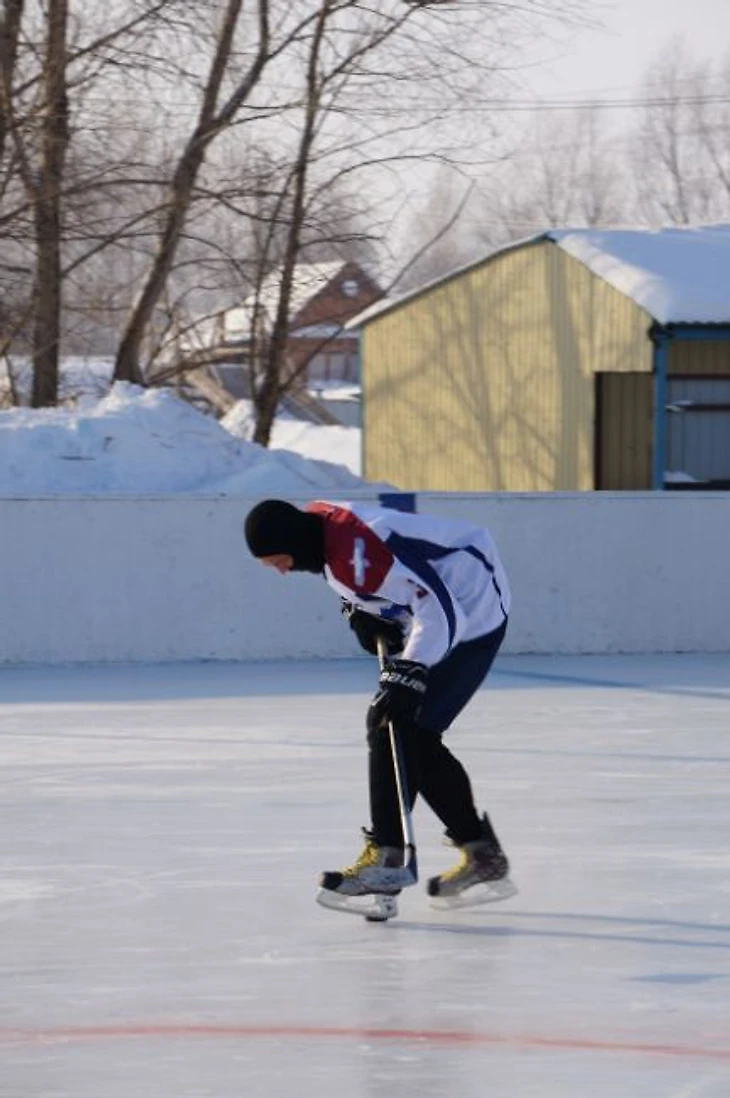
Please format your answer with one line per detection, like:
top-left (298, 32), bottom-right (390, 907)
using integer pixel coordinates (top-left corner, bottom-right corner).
top-left (1, 1023), bottom-right (728, 1060)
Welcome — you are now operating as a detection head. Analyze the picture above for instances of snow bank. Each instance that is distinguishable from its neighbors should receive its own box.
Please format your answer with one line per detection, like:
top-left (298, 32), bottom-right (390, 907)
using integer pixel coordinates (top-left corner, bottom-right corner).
top-left (0, 383), bottom-right (371, 497)
top-left (222, 400), bottom-right (361, 476)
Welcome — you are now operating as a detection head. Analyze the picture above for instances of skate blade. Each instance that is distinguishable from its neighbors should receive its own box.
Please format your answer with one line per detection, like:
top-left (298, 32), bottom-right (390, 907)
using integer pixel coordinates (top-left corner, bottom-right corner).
top-left (316, 888), bottom-right (398, 922)
top-left (429, 876), bottom-right (518, 911)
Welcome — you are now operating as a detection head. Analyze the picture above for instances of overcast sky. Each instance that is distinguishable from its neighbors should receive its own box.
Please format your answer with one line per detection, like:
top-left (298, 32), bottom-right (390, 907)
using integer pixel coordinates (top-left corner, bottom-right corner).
top-left (527, 0), bottom-right (730, 100)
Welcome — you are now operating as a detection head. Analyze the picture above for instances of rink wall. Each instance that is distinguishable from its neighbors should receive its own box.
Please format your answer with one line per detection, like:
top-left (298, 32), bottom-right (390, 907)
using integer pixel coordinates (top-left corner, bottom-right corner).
top-left (1, 492), bottom-right (729, 664)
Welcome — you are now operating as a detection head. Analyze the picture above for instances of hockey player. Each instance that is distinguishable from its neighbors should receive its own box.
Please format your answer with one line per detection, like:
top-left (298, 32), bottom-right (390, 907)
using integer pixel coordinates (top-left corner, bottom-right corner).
top-left (243, 498), bottom-right (516, 913)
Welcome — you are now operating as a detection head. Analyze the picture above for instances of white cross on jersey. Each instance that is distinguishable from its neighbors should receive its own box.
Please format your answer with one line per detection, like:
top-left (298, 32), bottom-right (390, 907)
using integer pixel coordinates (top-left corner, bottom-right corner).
top-left (350, 537), bottom-right (370, 587)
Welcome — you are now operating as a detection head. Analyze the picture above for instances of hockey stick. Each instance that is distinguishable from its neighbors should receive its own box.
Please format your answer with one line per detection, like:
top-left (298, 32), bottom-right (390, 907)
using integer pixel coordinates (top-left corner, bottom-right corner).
top-left (376, 637), bottom-right (418, 886)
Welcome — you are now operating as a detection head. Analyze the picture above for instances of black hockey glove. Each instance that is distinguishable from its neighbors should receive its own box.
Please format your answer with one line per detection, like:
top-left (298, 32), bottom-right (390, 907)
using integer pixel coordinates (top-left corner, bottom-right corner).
top-left (367, 659), bottom-right (428, 732)
top-left (342, 601), bottom-right (404, 657)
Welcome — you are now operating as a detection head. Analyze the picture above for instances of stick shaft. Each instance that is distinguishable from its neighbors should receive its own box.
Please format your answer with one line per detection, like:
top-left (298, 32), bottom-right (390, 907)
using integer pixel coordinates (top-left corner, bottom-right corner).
top-left (375, 638), bottom-right (418, 875)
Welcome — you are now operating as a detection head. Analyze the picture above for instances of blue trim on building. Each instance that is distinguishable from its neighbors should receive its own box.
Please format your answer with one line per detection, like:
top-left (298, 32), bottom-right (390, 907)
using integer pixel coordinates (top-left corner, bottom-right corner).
top-left (650, 326), bottom-right (670, 491)
top-left (661, 324), bottom-right (730, 341)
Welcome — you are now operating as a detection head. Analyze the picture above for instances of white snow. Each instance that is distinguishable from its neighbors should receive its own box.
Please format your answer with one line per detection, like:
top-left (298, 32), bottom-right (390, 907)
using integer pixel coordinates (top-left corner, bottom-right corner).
top-left (0, 382), bottom-right (369, 497)
top-left (664, 469), bottom-right (699, 483)
top-left (549, 225), bottom-right (730, 324)
top-left (222, 398), bottom-right (361, 477)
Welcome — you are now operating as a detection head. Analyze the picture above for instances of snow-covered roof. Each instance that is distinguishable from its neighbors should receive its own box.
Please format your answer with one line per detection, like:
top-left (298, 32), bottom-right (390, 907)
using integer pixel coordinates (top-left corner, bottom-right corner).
top-left (351, 225), bottom-right (730, 328)
top-left (223, 261), bottom-right (346, 342)
top-left (547, 225), bottom-right (730, 325)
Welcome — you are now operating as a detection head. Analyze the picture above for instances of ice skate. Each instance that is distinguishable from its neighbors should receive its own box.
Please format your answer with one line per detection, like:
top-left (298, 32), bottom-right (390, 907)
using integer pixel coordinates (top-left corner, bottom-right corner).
top-left (316, 829), bottom-right (412, 920)
top-left (427, 816), bottom-right (518, 910)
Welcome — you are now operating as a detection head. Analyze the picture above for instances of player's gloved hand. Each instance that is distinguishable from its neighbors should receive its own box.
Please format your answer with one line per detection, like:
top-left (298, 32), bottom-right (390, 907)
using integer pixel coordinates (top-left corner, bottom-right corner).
top-left (367, 659), bottom-right (428, 732)
top-left (341, 601), bottom-right (404, 656)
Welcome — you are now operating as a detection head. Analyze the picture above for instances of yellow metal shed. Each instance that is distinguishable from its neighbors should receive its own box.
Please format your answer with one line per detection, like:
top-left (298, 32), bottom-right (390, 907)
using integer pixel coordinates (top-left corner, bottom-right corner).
top-left (355, 227), bottom-right (730, 491)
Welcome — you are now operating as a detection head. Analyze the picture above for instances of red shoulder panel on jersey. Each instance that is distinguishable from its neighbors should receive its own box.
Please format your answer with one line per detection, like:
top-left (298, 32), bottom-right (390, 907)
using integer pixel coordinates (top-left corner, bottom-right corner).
top-left (307, 502), bottom-right (393, 594)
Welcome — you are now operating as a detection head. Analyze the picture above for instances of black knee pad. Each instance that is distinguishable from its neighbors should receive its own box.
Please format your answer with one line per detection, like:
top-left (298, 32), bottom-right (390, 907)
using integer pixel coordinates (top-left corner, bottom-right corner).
top-left (366, 716), bottom-right (421, 752)
top-left (413, 722), bottom-right (444, 755)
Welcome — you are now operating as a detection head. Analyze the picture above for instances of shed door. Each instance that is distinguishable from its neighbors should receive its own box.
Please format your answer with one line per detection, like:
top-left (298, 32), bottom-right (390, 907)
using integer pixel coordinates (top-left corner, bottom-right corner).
top-left (595, 372), bottom-right (652, 490)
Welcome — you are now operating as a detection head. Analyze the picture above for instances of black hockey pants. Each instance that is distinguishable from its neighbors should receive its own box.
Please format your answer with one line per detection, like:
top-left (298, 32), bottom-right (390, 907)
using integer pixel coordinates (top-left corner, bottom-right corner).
top-left (368, 619), bottom-right (507, 849)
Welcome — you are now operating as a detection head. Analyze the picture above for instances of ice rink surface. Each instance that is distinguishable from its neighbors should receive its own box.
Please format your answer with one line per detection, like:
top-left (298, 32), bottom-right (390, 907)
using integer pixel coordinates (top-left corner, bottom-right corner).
top-left (1, 653), bottom-right (728, 1098)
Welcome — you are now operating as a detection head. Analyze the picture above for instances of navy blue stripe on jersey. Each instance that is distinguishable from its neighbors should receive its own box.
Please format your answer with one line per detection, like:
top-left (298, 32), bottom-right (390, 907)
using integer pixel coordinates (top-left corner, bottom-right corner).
top-left (387, 534), bottom-right (507, 645)
top-left (462, 546), bottom-right (508, 618)
top-left (378, 491), bottom-right (417, 513)
top-left (385, 533), bottom-right (459, 649)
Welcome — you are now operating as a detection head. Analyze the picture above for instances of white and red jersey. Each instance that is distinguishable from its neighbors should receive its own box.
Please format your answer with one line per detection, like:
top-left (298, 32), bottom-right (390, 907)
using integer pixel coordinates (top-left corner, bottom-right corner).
top-left (307, 501), bottom-right (510, 668)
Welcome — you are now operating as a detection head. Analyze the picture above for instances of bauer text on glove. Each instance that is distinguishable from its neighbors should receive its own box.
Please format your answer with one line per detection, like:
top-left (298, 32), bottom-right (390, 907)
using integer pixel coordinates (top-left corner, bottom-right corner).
top-left (367, 659), bottom-right (427, 730)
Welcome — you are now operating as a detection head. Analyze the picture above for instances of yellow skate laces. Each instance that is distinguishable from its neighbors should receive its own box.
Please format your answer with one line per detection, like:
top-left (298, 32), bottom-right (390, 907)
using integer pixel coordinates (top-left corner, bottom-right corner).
top-left (341, 835), bottom-right (380, 878)
top-left (439, 847), bottom-right (472, 886)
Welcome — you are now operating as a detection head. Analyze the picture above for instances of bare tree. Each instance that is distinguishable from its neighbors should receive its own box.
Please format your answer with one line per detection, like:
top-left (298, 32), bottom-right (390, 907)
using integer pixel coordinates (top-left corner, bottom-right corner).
top-left (30, 0), bottom-right (69, 406)
top-left (629, 42), bottom-right (730, 225)
top-left (0, 0), bottom-right (24, 164)
top-left (0, 0), bottom-right (30, 368)
top-left (689, 58), bottom-right (730, 206)
top-left (0, 0), bottom-right (71, 406)
top-left (394, 166), bottom-right (478, 290)
top-left (470, 107), bottom-right (627, 250)
top-left (112, 0), bottom-right (278, 385)
top-left (0, 0), bottom-right (204, 402)
top-left (1, 0), bottom-right (596, 416)
top-left (170, 0), bottom-right (596, 446)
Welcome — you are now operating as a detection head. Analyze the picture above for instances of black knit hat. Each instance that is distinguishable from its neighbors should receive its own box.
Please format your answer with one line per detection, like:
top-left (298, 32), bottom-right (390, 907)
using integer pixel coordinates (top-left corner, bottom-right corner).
top-left (243, 499), bottom-right (325, 574)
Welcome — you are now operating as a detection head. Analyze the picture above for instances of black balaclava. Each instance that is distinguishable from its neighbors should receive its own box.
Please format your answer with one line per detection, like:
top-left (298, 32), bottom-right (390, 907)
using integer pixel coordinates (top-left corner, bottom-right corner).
top-left (244, 499), bottom-right (326, 574)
